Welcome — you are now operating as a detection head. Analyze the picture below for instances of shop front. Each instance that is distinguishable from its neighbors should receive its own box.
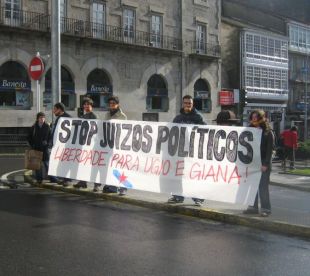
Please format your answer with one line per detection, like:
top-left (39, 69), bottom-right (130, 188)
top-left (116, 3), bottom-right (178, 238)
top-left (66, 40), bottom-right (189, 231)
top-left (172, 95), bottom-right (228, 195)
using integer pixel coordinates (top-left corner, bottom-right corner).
top-left (0, 61), bottom-right (31, 109)
top-left (85, 69), bottom-right (113, 110)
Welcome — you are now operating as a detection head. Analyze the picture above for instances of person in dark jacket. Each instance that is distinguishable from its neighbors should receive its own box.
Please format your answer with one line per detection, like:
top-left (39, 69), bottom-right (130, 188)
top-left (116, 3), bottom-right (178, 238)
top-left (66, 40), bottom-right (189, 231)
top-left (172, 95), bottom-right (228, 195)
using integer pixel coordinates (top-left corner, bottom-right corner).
top-left (27, 112), bottom-right (51, 184)
top-left (50, 102), bottom-right (72, 186)
top-left (243, 109), bottom-right (274, 217)
top-left (73, 97), bottom-right (101, 191)
top-left (50, 102), bottom-right (71, 145)
top-left (168, 95), bottom-right (206, 206)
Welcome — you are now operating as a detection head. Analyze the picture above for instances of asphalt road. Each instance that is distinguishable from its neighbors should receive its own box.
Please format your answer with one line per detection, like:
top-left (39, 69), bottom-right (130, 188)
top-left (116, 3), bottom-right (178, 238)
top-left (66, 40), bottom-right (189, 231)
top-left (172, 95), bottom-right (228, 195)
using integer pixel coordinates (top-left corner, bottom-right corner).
top-left (0, 156), bottom-right (310, 275)
top-left (0, 187), bottom-right (309, 276)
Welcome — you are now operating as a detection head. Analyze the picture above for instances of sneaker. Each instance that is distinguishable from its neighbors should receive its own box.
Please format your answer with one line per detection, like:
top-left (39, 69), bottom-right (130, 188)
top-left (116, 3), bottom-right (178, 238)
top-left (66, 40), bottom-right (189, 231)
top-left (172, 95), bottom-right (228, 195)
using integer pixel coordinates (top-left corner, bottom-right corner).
top-left (243, 207), bottom-right (259, 215)
top-left (193, 198), bottom-right (204, 206)
top-left (260, 210), bottom-right (271, 217)
top-left (93, 183), bottom-right (101, 192)
top-left (260, 211), bottom-right (270, 217)
top-left (118, 187), bottom-right (127, 196)
top-left (167, 195), bottom-right (184, 204)
top-left (73, 181), bottom-right (87, 189)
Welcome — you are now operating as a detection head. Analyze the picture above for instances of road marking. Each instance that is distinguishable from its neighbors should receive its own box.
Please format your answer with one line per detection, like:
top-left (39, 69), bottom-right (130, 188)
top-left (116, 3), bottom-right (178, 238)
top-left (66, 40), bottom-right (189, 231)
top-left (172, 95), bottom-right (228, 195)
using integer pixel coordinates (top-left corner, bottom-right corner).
top-left (0, 169), bottom-right (26, 183)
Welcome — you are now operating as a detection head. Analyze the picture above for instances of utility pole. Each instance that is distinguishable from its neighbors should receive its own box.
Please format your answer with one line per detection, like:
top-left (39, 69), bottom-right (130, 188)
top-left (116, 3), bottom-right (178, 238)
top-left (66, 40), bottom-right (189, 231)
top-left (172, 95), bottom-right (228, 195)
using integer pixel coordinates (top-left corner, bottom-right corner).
top-left (304, 55), bottom-right (309, 141)
top-left (51, 0), bottom-right (61, 118)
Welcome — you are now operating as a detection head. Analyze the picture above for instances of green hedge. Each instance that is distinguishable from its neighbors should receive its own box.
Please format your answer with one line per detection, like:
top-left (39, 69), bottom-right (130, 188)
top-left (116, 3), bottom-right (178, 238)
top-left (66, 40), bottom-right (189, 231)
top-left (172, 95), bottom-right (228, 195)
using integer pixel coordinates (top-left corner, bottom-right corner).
top-left (296, 139), bottom-right (310, 159)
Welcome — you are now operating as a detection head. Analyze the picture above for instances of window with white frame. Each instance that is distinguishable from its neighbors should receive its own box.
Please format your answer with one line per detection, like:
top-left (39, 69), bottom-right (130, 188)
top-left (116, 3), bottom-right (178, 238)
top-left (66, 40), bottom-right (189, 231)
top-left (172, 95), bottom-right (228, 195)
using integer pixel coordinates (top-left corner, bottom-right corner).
top-left (245, 65), bottom-right (288, 93)
top-left (246, 67), bottom-right (253, 87)
top-left (261, 37), bottom-right (268, 59)
top-left (244, 32), bottom-right (288, 62)
top-left (123, 8), bottom-right (135, 41)
top-left (281, 71), bottom-right (288, 89)
top-left (4, 0), bottom-right (21, 26)
top-left (261, 68), bottom-right (268, 87)
top-left (196, 24), bottom-right (206, 53)
top-left (268, 69), bottom-right (274, 88)
top-left (268, 38), bottom-right (274, 57)
top-left (254, 35), bottom-right (260, 55)
top-left (91, 2), bottom-right (106, 38)
top-left (289, 24), bottom-right (310, 51)
top-left (246, 34), bottom-right (253, 53)
top-left (254, 67), bottom-right (260, 87)
top-left (151, 15), bottom-right (162, 48)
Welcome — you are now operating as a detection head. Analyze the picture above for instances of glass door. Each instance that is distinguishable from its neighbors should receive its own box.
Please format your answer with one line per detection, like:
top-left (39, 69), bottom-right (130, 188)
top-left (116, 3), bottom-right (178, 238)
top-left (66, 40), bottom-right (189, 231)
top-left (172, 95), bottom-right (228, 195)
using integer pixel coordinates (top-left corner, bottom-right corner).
top-left (60, 0), bottom-right (67, 32)
top-left (91, 2), bottom-right (105, 39)
top-left (196, 24), bottom-right (206, 53)
top-left (123, 9), bottom-right (135, 43)
top-left (151, 15), bottom-right (162, 48)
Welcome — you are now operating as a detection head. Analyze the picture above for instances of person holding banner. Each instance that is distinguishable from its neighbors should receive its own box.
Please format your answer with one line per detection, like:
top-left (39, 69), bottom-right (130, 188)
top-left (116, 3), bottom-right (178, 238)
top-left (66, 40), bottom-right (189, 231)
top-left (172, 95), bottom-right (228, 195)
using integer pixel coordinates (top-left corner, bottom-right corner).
top-left (243, 109), bottom-right (274, 217)
top-left (102, 95), bottom-right (128, 195)
top-left (168, 95), bottom-right (206, 206)
top-left (27, 112), bottom-right (52, 184)
top-left (73, 97), bottom-right (102, 192)
top-left (50, 102), bottom-right (72, 187)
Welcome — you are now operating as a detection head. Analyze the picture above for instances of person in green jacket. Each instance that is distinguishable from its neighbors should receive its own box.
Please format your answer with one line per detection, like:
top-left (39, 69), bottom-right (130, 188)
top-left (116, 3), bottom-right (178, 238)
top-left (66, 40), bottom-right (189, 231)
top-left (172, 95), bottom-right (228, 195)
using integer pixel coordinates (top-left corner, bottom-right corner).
top-left (103, 96), bottom-right (127, 195)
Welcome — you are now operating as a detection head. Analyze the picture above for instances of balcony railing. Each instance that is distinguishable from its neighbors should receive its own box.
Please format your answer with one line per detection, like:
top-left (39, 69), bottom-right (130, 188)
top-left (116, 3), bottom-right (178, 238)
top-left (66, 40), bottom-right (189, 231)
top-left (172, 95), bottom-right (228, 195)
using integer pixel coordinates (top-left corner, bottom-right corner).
top-left (0, 7), bottom-right (182, 52)
top-left (61, 17), bottom-right (182, 51)
top-left (0, 7), bottom-right (49, 31)
top-left (189, 41), bottom-right (221, 58)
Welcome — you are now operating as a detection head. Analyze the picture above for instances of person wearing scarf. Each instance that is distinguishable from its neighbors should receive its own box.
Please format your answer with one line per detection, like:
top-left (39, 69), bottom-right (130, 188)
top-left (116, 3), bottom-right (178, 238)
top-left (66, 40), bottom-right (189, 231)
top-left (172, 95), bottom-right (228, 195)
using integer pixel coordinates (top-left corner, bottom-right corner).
top-left (243, 109), bottom-right (274, 217)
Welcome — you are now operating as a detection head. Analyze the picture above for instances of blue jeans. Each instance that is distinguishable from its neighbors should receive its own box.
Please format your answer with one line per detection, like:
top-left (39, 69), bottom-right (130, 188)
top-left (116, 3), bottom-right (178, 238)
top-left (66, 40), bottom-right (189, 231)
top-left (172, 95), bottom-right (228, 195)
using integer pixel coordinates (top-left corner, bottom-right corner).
top-left (252, 166), bottom-right (271, 212)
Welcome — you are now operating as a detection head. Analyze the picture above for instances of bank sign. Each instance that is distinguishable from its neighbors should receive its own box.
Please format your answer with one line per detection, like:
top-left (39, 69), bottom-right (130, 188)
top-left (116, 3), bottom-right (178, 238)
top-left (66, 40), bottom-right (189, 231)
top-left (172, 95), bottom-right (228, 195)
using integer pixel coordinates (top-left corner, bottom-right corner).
top-left (88, 84), bottom-right (113, 93)
top-left (0, 79), bottom-right (30, 90)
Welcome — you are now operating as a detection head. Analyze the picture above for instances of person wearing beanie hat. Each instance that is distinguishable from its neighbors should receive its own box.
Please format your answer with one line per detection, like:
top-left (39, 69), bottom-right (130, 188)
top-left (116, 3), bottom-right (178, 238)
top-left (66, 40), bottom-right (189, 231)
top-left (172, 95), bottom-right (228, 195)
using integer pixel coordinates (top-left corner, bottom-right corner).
top-left (214, 110), bottom-right (240, 126)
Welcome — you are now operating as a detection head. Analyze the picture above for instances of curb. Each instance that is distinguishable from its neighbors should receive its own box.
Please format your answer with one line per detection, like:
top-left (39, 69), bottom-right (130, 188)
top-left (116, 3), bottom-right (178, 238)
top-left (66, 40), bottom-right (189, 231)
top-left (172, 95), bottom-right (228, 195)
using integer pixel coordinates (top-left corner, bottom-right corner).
top-left (24, 171), bottom-right (310, 240)
top-left (270, 181), bottom-right (310, 193)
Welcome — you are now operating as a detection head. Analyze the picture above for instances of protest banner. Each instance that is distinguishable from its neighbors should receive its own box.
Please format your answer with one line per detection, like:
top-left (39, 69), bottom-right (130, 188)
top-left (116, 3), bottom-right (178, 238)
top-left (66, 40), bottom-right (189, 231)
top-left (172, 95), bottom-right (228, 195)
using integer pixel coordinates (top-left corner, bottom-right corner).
top-left (49, 118), bottom-right (262, 205)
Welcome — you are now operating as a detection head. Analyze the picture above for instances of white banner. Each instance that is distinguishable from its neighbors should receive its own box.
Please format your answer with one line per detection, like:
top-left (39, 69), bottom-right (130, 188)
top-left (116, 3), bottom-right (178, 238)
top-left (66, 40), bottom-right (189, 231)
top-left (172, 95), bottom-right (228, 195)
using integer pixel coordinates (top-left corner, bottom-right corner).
top-left (49, 118), bottom-right (262, 205)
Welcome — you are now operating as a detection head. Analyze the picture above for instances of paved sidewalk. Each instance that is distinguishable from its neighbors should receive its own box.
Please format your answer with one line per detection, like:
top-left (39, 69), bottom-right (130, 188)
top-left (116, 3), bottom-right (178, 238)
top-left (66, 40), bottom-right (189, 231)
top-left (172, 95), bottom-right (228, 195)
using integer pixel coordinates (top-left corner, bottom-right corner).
top-left (270, 160), bottom-right (310, 192)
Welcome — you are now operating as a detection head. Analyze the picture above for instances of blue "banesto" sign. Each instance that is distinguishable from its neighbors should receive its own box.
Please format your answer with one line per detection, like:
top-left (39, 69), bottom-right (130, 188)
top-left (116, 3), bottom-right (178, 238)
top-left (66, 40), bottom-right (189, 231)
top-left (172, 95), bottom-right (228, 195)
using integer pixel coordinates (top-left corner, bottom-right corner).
top-left (0, 79), bottom-right (30, 90)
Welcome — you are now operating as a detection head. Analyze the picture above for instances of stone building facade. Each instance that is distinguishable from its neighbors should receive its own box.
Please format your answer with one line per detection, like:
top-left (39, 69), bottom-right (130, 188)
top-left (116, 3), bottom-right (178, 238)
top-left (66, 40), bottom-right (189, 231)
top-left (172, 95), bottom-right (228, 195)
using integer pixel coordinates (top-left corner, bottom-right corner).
top-left (0, 0), bottom-right (221, 136)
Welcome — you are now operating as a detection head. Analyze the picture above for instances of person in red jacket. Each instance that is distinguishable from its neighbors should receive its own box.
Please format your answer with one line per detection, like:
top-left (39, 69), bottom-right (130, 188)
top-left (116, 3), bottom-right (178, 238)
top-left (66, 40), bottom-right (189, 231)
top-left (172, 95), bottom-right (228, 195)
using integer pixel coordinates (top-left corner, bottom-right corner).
top-left (280, 126), bottom-right (298, 170)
